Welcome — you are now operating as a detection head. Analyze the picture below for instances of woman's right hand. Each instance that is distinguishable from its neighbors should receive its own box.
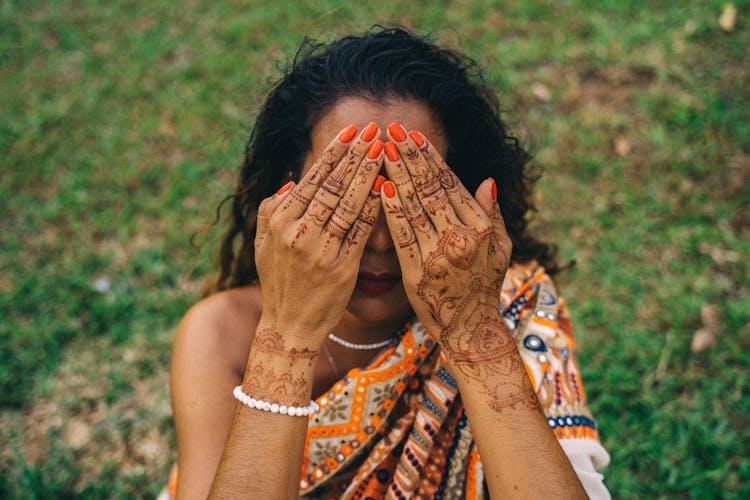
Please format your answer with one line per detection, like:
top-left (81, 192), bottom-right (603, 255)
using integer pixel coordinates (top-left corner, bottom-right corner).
top-left (253, 123), bottom-right (385, 348)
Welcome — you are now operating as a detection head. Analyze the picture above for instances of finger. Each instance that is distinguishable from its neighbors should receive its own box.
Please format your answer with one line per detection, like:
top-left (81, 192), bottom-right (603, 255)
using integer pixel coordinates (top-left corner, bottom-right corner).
top-left (276, 123), bottom-right (359, 221)
top-left (476, 177), bottom-right (509, 238)
top-left (475, 176), bottom-right (509, 244)
top-left (410, 129), bottom-right (488, 226)
top-left (382, 141), bottom-right (436, 250)
top-left (476, 178), bottom-right (512, 288)
top-left (302, 122), bottom-right (380, 232)
top-left (474, 177), bottom-right (496, 219)
top-left (255, 181), bottom-right (295, 249)
top-left (380, 180), bottom-right (422, 270)
top-left (325, 140), bottom-right (384, 242)
top-left (340, 175), bottom-right (386, 259)
top-left (387, 122), bottom-right (456, 229)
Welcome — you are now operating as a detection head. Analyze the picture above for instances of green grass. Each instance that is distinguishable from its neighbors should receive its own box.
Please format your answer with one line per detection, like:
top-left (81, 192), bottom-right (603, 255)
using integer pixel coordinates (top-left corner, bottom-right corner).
top-left (2, 0), bottom-right (748, 497)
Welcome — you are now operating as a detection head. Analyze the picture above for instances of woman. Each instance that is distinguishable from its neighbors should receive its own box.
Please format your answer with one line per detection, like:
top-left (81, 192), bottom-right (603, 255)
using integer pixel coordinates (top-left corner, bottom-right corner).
top-left (166, 28), bottom-right (610, 499)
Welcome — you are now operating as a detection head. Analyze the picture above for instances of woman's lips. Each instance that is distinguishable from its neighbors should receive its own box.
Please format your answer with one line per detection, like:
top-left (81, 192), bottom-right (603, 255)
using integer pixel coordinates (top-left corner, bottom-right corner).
top-left (355, 272), bottom-right (402, 295)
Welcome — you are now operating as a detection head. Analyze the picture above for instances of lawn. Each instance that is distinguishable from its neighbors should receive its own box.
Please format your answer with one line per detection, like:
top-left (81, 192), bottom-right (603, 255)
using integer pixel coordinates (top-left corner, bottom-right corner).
top-left (1, 0), bottom-right (748, 497)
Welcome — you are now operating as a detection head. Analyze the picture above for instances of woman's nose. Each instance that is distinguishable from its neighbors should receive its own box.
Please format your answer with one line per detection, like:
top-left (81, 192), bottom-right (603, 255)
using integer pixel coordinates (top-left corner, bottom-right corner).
top-left (366, 209), bottom-right (393, 252)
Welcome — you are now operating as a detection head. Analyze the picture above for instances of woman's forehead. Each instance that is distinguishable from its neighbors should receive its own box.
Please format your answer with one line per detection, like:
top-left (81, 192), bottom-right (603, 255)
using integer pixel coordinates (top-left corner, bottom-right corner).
top-left (304, 97), bottom-right (448, 173)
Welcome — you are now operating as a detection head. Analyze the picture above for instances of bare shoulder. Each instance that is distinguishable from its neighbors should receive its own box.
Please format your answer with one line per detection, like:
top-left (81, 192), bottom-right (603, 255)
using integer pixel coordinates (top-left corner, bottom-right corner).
top-left (174, 286), bottom-right (263, 376)
top-left (170, 287), bottom-right (262, 498)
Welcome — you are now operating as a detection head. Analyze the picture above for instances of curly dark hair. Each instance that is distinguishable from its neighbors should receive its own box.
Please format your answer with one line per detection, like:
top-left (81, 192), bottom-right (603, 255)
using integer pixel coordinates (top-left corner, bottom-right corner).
top-left (205, 27), bottom-right (559, 295)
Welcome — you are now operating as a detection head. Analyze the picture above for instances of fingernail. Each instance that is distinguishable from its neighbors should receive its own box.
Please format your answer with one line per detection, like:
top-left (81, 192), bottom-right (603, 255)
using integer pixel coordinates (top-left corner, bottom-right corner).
top-left (384, 141), bottom-right (399, 162)
top-left (382, 180), bottom-right (396, 198)
top-left (360, 122), bottom-right (378, 142)
top-left (372, 175), bottom-right (386, 193)
top-left (339, 125), bottom-right (358, 144)
top-left (408, 130), bottom-right (425, 148)
top-left (490, 178), bottom-right (497, 200)
top-left (388, 122), bottom-right (407, 142)
top-left (367, 139), bottom-right (384, 159)
top-left (276, 180), bottom-right (294, 195)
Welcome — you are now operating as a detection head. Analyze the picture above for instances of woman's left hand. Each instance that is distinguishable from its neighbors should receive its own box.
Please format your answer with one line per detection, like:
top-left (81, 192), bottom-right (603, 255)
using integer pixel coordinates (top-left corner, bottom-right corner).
top-left (380, 123), bottom-right (515, 382)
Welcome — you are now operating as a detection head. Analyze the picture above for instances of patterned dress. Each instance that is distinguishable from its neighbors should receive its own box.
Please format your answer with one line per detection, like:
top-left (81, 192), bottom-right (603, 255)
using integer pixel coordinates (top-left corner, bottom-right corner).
top-left (160, 261), bottom-right (610, 499)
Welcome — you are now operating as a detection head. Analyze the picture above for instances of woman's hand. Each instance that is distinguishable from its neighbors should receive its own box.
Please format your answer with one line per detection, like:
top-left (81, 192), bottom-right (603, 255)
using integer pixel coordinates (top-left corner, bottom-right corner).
top-left (379, 123), bottom-right (521, 389)
top-left (254, 123), bottom-right (385, 347)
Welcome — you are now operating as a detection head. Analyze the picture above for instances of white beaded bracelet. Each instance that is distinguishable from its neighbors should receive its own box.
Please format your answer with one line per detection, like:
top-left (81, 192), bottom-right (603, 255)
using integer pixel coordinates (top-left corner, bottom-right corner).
top-left (232, 386), bottom-right (318, 417)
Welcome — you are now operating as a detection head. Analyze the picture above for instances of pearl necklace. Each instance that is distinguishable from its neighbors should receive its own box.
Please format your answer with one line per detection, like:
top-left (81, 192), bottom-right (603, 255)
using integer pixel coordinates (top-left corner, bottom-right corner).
top-left (327, 326), bottom-right (407, 350)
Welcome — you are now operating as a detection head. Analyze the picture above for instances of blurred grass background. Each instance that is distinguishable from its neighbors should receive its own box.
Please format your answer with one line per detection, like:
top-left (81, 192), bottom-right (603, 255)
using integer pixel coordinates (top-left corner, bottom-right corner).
top-left (1, 0), bottom-right (748, 497)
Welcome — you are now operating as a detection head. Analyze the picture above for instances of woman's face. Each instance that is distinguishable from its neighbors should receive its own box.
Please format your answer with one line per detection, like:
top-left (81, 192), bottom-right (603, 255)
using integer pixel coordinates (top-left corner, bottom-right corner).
top-left (303, 96), bottom-right (448, 327)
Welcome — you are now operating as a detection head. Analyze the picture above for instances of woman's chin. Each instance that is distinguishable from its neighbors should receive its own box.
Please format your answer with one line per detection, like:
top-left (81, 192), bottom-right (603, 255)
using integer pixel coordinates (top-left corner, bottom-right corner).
top-left (345, 284), bottom-right (412, 325)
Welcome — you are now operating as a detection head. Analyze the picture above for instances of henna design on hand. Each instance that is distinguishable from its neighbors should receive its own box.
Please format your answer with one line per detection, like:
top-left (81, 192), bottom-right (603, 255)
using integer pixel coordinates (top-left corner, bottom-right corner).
top-left (244, 326), bottom-right (319, 407)
top-left (437, 169), bottom-right (457, 190)
top-left (246, 364), bottom-right (311, 407)
top-left (414, 175), bottom-right (442, 200)
top-left (408, 212), bottom-right (433, 238)
top-left (405, 146), bottom-right (422, 164)
top-left (253, 326), bottom-right (318, 366)
top-left (323, 220), bottom-right (348, 240)
top-left (424, 197), bottom-right (451, 217)
top-left (293, 221), bottom-right (308, 246)
top-left (386, 204), bottom-right (416, 247)
top-left (397, 182), bottom-right (424, 218)
top-left (416, 224), bottom-right (538, 413)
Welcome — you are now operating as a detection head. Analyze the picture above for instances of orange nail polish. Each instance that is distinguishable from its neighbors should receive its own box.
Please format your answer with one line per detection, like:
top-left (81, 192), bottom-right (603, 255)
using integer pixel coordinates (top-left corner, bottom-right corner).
top-left (490, 178), bottom-right (497, 200)
top-left (339, 125), bottom-right (357, 143)
top-left (373, 175), bottom-right (386, 193)
top-left (367, 139), bottom-right (384, 159)
top-left (276, 180), bottom-right (293, 195)
top-left (360, 122), bottom-right (378, 141)
top-left (388, 122), bottom-right (407, 142)
top-left (409, 130), bottom-right (425, 147)
top-left (384, 141), bottom-right (399, 162)
top-left (383, 181), bottom-right (396, 198)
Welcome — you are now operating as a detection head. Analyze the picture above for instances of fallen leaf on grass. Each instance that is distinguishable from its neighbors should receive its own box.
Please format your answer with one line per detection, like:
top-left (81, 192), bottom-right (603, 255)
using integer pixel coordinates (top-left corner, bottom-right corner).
top-left (698, 242), bottom-right (741, 265)
top-left (64, 418), bottom-right (92, 450)
top-left (691, 304), bottom-right (721, 352)
top-left (614, 136), bottom-right (631, 157)
top-left (719, 3), bottom-right (737, 32)
top-left (531, 82), bottom-right (551, 102)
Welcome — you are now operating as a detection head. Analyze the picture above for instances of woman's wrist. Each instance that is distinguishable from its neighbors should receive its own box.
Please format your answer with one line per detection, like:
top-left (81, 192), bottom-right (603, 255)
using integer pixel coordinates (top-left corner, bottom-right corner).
top-left (242, 320), bottom-right (321, 407)
top-left (255, 314), bottom-right (331, 350)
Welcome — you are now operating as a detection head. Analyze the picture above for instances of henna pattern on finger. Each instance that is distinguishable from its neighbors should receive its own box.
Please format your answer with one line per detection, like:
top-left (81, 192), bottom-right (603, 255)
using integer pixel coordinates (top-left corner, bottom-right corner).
top-left (424, 197), bottom-right (451, 217)
top-left (396, 226), bottom-right (418, 251)
top-left (437, 169), bottom-right (458, 190)
top-left (291, 221), bottom-right (308, 248)
top-left (395, 184), bottom-right (423, 219)
top-left (283, 189), bottom-right (311, 212)
top-left (414, 175), bottom-right (442, 199)
top-left (354, 166), bottom-right (371, 186)
top-left (305, 198), bottom-right (336, 227)
top-left (487, 236), bottom-right (510, 289)
top-left (279, 148), bottom-right (340, 211)
top-left (323, 219), bottom-right (348, 240)
top-left (408, 212), bottom-right (434, 238)
top-left (354, 192), bottom-right (380, 227)
top-left (344, 196), bottom-right (378, 252)
top-left (405, 147), bottom-right (422, 164)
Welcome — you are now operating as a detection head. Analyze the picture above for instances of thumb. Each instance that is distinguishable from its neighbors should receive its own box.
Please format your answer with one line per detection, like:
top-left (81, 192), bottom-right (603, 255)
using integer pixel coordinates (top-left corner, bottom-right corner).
top-left (256, 181), bottom-right (295, 248)
top-left (474, 177), bottom-right (497, 218)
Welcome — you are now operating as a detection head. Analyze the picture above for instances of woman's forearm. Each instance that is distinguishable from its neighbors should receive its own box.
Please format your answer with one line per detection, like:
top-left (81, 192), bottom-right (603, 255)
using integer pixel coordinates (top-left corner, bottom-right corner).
top-left (443, 314), bottom-right (587, 498)
top-left (209, 320), bottom-right (321, 499)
